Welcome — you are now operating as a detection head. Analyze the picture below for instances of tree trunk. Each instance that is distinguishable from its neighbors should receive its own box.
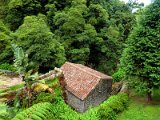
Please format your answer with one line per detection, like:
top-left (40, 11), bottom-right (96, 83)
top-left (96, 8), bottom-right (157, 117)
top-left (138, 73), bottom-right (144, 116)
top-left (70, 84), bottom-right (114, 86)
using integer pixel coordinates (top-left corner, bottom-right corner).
top-left (147, 91), bottom-right (152, 103)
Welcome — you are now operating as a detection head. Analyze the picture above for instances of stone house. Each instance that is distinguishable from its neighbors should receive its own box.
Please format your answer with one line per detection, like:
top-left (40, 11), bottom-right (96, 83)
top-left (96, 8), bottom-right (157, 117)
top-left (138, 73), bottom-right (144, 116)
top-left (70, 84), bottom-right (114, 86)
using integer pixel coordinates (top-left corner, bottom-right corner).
top-left (60, 62), bottom-right (112, 113)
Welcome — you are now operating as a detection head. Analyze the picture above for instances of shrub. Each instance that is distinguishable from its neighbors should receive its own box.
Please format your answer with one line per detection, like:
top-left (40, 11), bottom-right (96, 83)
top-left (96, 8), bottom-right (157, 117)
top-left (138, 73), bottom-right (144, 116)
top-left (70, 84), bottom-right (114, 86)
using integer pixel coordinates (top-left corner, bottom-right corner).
top-left (106, 96), bottom-right (124, 113)
top-left (117, 93), bottom-right (129, 109)
top-left (112, 69), bottom-right (125, 82)
top-left (79, 106), bottom-right (99, 120)
top-left (98, 107), bottom-right (116, 120)
top-left (0, 63), bottom-right (15, 71)
top-left (102, 93), bottom-right (129, 113)
top-left (12, 102), bottom-right (55, 120)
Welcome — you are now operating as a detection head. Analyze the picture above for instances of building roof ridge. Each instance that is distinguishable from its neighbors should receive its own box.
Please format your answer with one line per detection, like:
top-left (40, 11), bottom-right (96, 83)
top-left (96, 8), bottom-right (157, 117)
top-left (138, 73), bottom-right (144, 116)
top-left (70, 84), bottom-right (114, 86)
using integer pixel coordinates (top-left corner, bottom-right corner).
top-left (65, 62), bottom-right (101, 79)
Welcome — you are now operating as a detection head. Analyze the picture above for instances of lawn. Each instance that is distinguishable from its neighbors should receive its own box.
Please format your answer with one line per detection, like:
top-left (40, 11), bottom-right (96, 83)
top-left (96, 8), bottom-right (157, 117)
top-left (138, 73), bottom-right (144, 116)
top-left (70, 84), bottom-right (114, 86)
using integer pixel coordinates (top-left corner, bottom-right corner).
top-left (117, 89), bottom-right (160, 120)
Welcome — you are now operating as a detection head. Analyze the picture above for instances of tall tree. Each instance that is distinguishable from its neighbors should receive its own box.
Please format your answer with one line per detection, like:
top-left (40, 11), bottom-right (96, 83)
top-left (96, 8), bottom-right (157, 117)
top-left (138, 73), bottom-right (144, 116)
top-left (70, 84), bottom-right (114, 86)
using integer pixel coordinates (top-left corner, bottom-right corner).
top-left (12, 14), bottom-right (66, 71)
top-left (120, 0), bottom-right (160, 102)
top-left (0, 21), bottom-right (13, 64)
top-left (52, 0), bottom-right (134, 74)
top-left (5, 0), bottom-right (48, 30)
top-left (0, 0), bottom-right (135, 74)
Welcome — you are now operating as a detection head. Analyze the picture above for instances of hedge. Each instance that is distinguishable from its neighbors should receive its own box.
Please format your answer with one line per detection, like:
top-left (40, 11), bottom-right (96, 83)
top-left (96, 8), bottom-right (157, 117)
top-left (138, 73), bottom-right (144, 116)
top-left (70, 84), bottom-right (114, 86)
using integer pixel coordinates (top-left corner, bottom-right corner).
top-left (98, 93), bottom-right (129, 120)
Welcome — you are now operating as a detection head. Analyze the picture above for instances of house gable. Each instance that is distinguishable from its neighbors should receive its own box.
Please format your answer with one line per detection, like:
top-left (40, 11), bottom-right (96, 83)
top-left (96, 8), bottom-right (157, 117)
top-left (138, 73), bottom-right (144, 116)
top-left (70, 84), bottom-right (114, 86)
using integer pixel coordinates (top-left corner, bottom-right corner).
top-left (60, 62), bottom-right (112, 100)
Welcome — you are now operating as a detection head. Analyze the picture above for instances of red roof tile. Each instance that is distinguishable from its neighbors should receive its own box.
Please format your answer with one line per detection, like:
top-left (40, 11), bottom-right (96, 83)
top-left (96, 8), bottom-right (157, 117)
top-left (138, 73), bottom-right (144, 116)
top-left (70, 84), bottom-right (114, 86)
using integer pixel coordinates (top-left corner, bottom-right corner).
top-left (60, 62), bottom-right (112, 100)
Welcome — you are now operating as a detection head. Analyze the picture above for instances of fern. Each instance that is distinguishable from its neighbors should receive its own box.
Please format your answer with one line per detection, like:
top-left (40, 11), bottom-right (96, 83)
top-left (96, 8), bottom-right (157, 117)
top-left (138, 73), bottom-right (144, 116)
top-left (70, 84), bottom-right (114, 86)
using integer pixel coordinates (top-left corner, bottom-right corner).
top-left (33, 111), bottom-right (46, 119)
top-left (0, 102), bottom-right (9, 120)
top-left (30, 114), bottom-right (42, 120)
top-left (12, 102), bottom-right (55, 120)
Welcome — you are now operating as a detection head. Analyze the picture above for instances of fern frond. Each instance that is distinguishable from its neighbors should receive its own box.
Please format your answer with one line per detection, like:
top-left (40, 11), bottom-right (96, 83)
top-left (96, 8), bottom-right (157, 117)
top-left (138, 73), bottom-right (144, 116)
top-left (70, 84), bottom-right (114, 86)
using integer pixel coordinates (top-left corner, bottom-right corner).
top-left (12, 102), bottom-right (54, 120)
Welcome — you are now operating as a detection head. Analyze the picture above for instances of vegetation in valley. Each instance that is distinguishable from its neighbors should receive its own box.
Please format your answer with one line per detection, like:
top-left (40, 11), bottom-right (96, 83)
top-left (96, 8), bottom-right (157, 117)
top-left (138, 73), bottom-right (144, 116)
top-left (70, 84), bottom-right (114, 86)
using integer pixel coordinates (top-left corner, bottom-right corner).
top-left (0, 0), bottom-right (159, 120)
top-left (0, 0), bottom-right (135, 74)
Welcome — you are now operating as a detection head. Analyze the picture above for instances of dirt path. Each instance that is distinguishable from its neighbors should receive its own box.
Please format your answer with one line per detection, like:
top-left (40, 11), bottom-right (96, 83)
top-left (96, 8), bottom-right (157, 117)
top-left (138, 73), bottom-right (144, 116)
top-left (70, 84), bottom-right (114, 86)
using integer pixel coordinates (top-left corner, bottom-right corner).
top-left (0, 75), bottom-right (23, 89)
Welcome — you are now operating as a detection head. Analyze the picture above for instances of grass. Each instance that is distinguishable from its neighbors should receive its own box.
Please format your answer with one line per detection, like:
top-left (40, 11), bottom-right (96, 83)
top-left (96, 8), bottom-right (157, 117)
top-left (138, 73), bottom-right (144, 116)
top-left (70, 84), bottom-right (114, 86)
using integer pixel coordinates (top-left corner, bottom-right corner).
top-left (117, 89), bottom-right (160, 120)
top-left (117, 101), bottom-right (160, 120)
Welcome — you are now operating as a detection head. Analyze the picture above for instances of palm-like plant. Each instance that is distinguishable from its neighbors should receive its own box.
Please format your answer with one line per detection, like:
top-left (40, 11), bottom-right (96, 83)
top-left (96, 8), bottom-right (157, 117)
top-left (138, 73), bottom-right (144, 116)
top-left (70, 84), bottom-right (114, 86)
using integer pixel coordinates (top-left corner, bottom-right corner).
top-left (11, 44), bottom-right (37, 107)
top-left (11, 44), bottom-right (28, 76)
top-left (11, 44), bottom-right (54, 108)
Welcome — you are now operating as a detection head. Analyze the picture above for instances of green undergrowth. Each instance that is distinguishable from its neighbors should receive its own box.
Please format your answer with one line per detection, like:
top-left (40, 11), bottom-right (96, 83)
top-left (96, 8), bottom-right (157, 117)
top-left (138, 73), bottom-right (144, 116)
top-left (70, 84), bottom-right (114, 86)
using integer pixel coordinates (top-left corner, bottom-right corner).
top-left (0, 63), bottom-right (15, 72)
top-left (12, 102), bottom-right (55, 120)
top-left (12, 93), bottom-right (129, 120)
top-left (0, 102), bottom-right (9, 120)
top-left (0, 102), bottom-right (17, 120)
top-left (7, 77), bottom-right (129, 120)
top-left (51, 93), bottom-right (129, 120)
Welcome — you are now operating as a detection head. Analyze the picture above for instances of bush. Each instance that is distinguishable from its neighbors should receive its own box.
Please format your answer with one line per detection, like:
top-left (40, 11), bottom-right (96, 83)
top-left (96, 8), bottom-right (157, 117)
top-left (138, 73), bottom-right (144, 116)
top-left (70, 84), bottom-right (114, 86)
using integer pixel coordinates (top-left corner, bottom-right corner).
top-left (101, 93), bottom-right (129, 113)
top-left (98, 107), bottom-right (116, 120)
top-left (0, 63), bottom-right (15, 71)
top-left (12, 102), bottom-right (55, 120)
top-left (112, 69), bottom-right (125, 82)
top-left (117, 93), bottom-right (129, 109)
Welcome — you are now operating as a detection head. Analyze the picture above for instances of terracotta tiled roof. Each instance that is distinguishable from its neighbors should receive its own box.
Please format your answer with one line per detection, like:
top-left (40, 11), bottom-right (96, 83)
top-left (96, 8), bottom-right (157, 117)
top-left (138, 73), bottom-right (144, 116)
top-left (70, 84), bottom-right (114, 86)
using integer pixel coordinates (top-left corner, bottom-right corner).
top-left (60, 62), bottom-right (112, 100)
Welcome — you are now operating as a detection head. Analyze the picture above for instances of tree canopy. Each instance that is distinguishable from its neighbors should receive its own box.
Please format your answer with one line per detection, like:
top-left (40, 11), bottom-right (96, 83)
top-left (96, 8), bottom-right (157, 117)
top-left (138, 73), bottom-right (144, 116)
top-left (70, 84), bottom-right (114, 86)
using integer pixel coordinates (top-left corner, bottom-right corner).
top-left (12, 14), bottom-right (66, 70)
top-left (0, 0), bottom-right (135, 74)
top-left (120, 0), bottom-right (160, 101)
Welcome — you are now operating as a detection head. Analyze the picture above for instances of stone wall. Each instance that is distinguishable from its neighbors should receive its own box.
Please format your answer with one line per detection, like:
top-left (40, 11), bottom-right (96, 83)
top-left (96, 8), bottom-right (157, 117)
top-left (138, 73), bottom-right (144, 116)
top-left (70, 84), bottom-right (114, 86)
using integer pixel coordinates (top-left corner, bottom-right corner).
top-left (84, 79), bottom-right (112, 112)
top-left (66, 79), bottom-right (112, 113)
top-left (66, 91), bottom-right (85, 113)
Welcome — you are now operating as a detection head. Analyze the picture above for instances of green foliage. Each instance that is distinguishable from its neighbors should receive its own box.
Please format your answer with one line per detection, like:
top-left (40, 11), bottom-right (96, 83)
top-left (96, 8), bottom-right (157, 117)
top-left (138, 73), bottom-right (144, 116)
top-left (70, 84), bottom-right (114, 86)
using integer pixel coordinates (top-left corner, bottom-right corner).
top-left (112, 69), bottom-right (125, 82)
top-left (10, 91), bottom-right (129, 120)
top-left (81, 108), bottom-right (99, 120)
top-left (98, 93), bottom-right (129, 120)
top-left (12, 14), bottom-right (66, 70)
top-left (51, 0), bottom-right (134, 74)
top-left (100, 93), bottom-right (129, 113)
top-left (47, 93), bottom-right (129, 120)
top-left (32, 92), bottom-right (55, 104)
top-left (11, 44), bottom-right (28, 75)
top-left (51, 98), bottom-right (80, 120)
top-left (0, 21), bottom-right (13, 64)
top-left (0, 63), bottom-right (14, 71)
top-left (0, 102), bottom-right (16, 120)
top-left (6, 0), bottom-right (47, 30)
top-left (0, 0), bottom-right (10, 20)
top-left (98, 107), bottom-right (116, 120)
top-left (12, 102), bottom-right (55, 120)
top-left (120, 0), bottom-right (160, 96)
top-left (0, 102), bottom-right (9, 120)
top-left (0, 0), bottom-right (135, 74)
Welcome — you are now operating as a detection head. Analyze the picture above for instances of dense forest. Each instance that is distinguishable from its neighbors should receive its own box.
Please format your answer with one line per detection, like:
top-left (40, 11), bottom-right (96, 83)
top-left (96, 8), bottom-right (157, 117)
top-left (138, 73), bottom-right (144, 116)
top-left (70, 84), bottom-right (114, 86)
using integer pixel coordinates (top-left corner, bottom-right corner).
top-left (0, 0), bottom-right (136, 74)
top-left (0, 0), bottom-right (159, 120)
